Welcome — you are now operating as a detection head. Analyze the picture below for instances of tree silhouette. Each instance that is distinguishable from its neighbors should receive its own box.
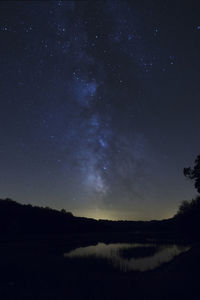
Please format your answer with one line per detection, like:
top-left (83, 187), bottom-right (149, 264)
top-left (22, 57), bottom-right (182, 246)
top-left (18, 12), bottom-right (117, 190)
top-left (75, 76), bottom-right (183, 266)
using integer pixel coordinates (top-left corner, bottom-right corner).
top-left (183, 154), bottom-right (200, 193)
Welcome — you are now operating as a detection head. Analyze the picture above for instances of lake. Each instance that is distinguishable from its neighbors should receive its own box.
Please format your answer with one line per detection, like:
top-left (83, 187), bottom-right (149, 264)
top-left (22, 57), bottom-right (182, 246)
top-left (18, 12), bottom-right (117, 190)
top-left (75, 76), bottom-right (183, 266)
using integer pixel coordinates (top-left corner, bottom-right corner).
top-left (64, 242), bottom-right (190, 272)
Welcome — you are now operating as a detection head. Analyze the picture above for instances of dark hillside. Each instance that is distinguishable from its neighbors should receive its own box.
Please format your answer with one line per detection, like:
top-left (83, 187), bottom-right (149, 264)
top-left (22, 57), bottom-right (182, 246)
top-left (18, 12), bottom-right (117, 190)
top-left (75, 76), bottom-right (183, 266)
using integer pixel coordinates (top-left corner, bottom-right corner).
top-left (0, 198), bottom-right (175, 237)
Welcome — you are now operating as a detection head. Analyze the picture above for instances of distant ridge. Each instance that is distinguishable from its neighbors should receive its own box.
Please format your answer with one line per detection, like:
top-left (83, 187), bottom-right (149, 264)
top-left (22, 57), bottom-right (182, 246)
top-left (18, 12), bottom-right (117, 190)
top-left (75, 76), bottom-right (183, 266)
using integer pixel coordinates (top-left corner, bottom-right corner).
top-left (0, 198), bottom-right (175, 235)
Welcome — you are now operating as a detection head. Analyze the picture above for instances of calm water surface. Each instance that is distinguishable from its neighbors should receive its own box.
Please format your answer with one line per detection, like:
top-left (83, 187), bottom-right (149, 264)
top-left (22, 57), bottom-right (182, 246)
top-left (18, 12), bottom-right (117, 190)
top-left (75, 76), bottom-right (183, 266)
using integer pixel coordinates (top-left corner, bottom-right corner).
top-left (64, 242), bottom-right (190, 272)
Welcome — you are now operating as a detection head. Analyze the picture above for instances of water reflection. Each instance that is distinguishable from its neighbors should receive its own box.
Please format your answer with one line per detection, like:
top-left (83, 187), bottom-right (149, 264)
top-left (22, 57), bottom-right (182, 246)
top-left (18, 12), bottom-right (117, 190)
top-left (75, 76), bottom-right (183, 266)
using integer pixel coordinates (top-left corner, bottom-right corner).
top-left (64, 243), bottom-right (190, 272)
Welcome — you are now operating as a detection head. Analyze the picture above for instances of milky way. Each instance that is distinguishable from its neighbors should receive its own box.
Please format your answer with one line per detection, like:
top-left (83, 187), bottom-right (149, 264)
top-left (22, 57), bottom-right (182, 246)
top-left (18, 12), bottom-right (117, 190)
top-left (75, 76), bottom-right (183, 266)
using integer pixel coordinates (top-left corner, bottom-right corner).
top-left (1, 1), bottom-right (200, 220)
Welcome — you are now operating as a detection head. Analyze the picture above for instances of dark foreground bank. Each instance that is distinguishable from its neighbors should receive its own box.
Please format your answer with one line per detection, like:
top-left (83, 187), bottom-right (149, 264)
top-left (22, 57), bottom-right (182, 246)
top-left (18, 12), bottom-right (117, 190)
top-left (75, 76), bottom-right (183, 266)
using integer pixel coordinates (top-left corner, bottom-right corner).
top-left (0, 237), bottom-right (199, 300)
top-left (0, 198), bottom-right (199, 299)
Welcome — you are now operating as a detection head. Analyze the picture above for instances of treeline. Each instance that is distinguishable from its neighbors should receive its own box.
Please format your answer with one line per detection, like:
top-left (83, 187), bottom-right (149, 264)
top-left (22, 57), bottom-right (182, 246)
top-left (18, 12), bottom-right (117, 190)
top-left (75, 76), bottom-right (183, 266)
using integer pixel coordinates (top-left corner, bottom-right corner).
top-left (174, 196), bottom-right (200, 237)
top-left (1, 197), bottom-right (200, 239)
top-left (0, 198), bottom-right (174, 235)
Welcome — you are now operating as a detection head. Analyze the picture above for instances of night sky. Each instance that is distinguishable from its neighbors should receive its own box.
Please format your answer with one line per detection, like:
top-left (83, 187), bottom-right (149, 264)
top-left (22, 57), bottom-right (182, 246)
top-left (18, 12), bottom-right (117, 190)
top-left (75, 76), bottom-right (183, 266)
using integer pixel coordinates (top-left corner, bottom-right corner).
top-left (1, 1), bottom-right (200, 220)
